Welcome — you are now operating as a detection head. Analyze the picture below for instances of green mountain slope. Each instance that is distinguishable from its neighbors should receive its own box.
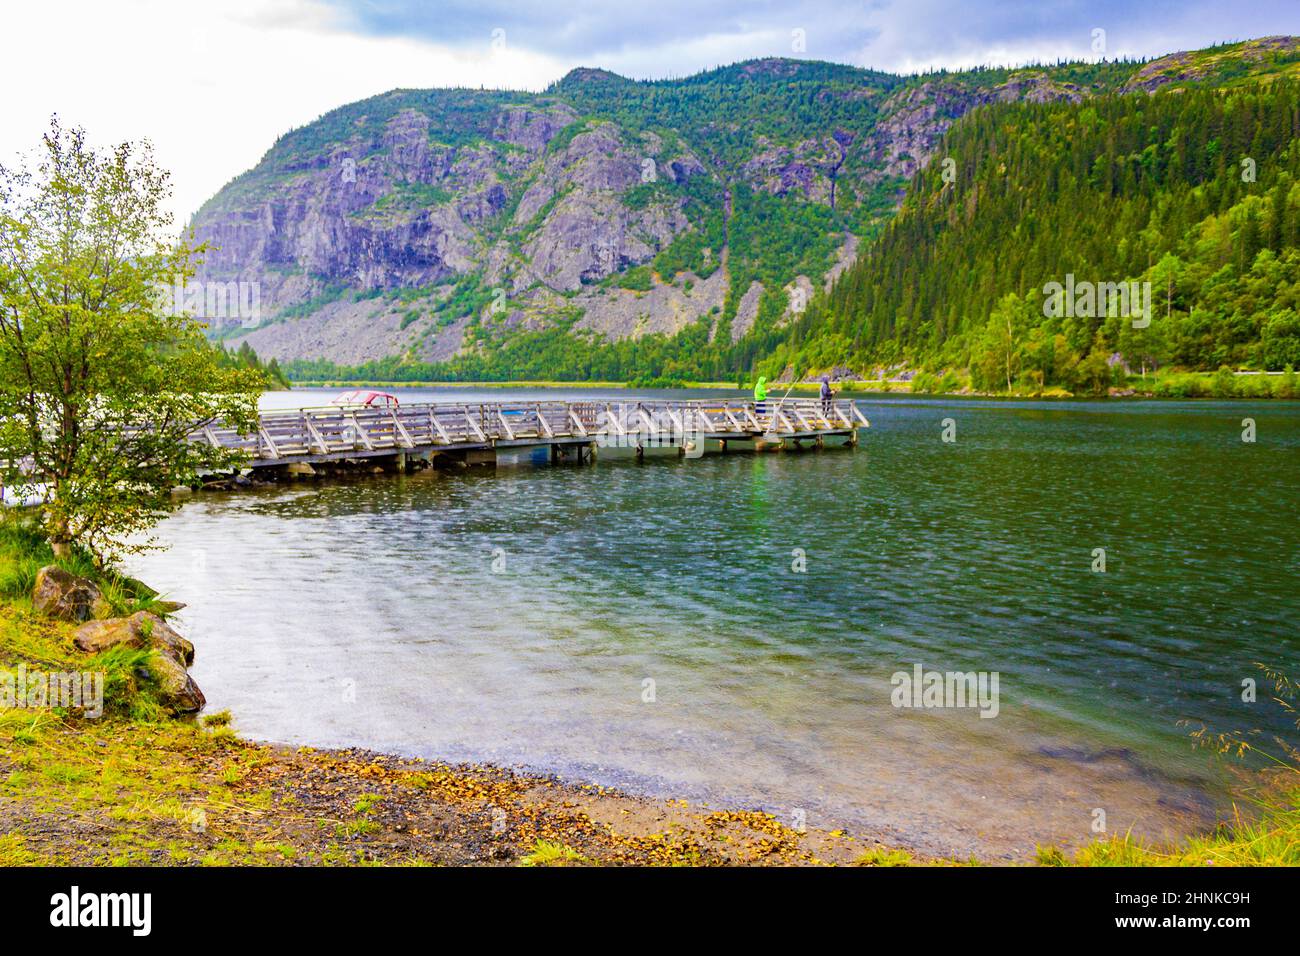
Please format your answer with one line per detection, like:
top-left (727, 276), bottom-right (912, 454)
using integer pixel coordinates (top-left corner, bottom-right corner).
top-left (771, 75), bottom-right (1300, 392)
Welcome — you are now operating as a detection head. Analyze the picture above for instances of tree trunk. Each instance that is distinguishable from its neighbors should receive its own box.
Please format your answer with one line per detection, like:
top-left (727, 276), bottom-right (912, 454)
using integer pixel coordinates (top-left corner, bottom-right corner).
top-left (48, 503), bottom-right (72, 558)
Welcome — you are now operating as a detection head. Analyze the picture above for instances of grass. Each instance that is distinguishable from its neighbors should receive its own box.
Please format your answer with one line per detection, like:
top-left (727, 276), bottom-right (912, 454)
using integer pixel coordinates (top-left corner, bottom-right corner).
top-left (854, 847), bottom-right (915, 866)
top-left (519, 839), bottom-right (589, 867)
top-left (0, 834), bottom-right (41, 865)
top-left (1038, 664), bottom-right (1300, 866)
top-left (0, 517), bottom-right (176, 617)
top-left (1035, 797), bottom-right (1300, 867)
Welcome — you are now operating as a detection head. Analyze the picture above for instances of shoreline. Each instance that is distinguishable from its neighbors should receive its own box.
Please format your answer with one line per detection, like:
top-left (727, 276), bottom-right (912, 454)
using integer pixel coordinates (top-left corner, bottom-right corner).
top-left (285, 378), bottom-right (1300, 400)
top-left (2, 510), bottom-right (1295, 868)
top-left (0, 534), bottom-right (920, 867)
top-left (0, 710), bottom-right (905, 867)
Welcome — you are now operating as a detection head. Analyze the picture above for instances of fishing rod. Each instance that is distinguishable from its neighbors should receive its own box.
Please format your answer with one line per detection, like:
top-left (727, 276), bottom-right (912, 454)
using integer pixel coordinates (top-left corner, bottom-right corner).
top-left (762, 377), bottom-right (801, 438)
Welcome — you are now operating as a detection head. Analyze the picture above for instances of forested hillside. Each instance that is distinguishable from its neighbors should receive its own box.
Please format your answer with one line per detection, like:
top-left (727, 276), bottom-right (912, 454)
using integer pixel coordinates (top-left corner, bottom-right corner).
top-left (768, 77), bottom-right (1300, 391)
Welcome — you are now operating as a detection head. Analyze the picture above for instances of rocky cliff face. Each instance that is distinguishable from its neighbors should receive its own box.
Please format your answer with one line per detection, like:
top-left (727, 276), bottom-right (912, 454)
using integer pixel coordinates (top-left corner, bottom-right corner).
top-left (196, 91), bottom-right (723, 364)
top-left (865, 72), bottom-right (1084, 183)
top-left (1120, 35), bottom-right (1300, 93)
top-left (187, 51), bottom-right (1234, 369)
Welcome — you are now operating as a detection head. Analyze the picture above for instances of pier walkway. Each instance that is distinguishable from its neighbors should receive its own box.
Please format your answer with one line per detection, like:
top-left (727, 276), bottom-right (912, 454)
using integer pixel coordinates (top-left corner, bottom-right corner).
top-left (194, 398), bottom-right (869, 470)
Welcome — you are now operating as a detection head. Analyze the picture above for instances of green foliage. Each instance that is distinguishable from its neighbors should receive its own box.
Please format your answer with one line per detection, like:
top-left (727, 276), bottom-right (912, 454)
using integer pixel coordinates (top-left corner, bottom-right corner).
top-left (0, 519), bottom-right (172, 720)
top-left (196, 88), bottom-right (529, 218)
top-left (616, 265), bottom-right (653, 291)
top-left (90, 645), bottom-right (168, 722)
top-left (274, 283), bottom-right (350, 322)
top-left (510, 186), bottom-right (575, 251)
top-left (626, 373), bottom-right (688, 388)
top-left (776, 77), bottom-right (1300, 389)
top-left (1062, 665), bottom-right (1300, 866)
top-left (0, 119), bottom-right (263, 561)
top-left (287, 315), bottom-right (723, 384)
top-left (647, 178), bottom-right (727, 281)
top-left (441, 274), bottom-right (498, 324)
top-left (360, 180), bottom-right (453, 218)
top-left (621, 180), bottom-right (678, 210)
top-left (217, 342), bottom-right (290, 389)
top-left (519, 839), bottom-right (588, 867)
top-left (854, 847), bottom-right (914, 867)
top-left (545, 119), bottom-right (595, 156)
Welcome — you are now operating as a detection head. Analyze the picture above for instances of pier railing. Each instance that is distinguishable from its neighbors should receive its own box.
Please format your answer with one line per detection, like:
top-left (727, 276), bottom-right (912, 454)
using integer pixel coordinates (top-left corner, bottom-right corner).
top-left (191, 398), bottom-right (869, 465)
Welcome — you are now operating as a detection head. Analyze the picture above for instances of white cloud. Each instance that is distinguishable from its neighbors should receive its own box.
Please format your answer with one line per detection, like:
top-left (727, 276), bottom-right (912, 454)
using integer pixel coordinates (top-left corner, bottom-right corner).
top-left (2, 0), bottom-right (1293, 227)
top-left (0, 0), bottom-right (567, 226)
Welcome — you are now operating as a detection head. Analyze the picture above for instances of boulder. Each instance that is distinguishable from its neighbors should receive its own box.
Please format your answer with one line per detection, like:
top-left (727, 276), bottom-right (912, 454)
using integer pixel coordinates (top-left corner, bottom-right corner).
top-left (142, 614), bottom-right (195, 667)
top-left (74, 611), bottom-right (194, 666)
top-left (73, 616), bottom-right (143, 654)
top-left (32, 566), bottom-right (110, 622)
top-left (147, 652), bottom-right (206, 714)
top-left (75, 609), bottom-right (204, 714)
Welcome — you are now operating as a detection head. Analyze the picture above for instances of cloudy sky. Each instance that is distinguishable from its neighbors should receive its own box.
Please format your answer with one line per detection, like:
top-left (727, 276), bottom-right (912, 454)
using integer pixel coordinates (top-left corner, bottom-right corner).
top-left (2, 0), bottom-right (1296, 225)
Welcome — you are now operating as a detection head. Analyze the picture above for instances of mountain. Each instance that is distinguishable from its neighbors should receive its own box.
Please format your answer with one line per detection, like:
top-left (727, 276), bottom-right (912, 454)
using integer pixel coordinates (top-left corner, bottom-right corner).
top-left (188, 36), bottom-right (1300, 385)
top-left (772, 39), bottom-right (1300, 391)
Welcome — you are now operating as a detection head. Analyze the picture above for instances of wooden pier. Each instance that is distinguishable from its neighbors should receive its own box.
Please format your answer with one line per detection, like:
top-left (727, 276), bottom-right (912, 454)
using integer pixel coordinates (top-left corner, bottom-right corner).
top-left (193, 398), bottom-right (869, 473)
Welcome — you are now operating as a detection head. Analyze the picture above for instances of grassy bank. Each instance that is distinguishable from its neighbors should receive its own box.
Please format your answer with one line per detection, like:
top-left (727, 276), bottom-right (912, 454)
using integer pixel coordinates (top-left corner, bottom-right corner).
top-left (287, 366), bottom-right (1300, 400)
top-left (1, 515), bottom-right (1295, 866)
top-left (845, 366), bottom-right (1299, 399)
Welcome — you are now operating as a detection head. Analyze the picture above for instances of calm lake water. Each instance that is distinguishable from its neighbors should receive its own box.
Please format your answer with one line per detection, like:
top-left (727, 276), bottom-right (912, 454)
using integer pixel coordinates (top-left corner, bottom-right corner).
top-left (127, 387), bottom-right (1300, 859)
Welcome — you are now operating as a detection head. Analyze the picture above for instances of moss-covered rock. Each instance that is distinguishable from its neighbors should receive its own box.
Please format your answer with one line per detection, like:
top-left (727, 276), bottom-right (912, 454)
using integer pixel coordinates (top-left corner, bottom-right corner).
top-left (73, 610), bottom-right (202, 714)
top-left (146, 651), bottom-right (206, 714)
top-left (73, 611), bottom-right (194, 666)
top-left (32, 565), bottom-right (110, 622)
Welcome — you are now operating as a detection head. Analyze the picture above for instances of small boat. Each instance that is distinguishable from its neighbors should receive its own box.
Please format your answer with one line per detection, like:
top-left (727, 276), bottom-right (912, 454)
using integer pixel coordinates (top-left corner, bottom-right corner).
top-left (328, 389), bottom-right (400, 408)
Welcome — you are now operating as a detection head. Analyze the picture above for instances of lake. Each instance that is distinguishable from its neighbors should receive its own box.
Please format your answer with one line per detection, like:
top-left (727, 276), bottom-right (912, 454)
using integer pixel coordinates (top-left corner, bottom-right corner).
top-left (126, 386), bottom-right (1300, 860)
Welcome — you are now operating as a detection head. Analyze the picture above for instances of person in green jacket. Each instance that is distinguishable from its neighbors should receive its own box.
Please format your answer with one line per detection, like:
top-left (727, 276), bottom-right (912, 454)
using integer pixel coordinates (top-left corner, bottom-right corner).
top-left (753, 376), bottom-right (768, 418)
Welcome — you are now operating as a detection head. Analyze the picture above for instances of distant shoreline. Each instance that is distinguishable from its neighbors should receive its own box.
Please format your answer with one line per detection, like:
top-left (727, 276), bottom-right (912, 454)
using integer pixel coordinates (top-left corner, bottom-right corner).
top-left (287, 377), bottom-right (1300, 400)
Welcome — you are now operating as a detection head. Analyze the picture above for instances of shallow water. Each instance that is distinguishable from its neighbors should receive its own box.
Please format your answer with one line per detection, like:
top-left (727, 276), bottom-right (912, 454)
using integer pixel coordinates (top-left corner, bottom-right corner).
top-left (128, 388), bottom-right (1300, 859)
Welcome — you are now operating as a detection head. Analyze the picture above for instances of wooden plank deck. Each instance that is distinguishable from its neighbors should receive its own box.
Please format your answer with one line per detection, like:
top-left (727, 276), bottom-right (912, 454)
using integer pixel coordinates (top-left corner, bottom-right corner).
top-left (192, 398), bottom-right (870, 468)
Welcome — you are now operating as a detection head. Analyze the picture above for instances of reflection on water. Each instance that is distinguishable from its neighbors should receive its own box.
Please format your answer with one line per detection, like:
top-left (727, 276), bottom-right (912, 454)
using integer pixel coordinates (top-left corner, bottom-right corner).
top-left (129, 391), bottom-right (1300, 859)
